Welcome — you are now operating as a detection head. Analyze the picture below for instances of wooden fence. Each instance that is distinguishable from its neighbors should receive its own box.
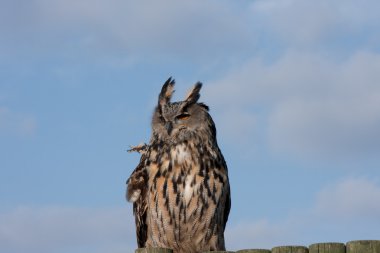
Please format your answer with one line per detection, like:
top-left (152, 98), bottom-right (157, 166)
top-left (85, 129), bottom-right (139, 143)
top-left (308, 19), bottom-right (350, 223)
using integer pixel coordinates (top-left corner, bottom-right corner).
top-left (135, 240), bottom-right (380, 253)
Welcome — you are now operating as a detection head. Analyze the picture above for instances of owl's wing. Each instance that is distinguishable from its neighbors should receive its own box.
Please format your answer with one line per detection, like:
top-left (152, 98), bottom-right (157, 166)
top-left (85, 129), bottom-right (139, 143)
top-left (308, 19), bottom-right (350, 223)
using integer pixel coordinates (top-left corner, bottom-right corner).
top-left (126, 145), bottom-right (149, 248)
top-left (134, 190), bottom-right (148, 248)
top-left (223, 183), bottom-right (231, 231)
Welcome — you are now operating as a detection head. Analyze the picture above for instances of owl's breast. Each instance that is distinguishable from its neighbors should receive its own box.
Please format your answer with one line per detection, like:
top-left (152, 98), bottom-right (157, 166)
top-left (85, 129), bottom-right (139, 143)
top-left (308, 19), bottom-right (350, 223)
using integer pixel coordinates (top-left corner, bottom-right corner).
top-left (171, 143), bottom-right (192, 165)
top-left (146, 141), bottom-right (228, 250)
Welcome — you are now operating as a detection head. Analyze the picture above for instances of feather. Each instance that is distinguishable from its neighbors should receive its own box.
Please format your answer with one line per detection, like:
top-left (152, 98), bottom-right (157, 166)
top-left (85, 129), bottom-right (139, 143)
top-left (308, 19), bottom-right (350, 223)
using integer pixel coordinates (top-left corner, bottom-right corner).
top-left (126, 78), bottom-right (230, 253)
top-left (158, 77), bottom-right (175, 107)
top-left (126, 149), bottom-right (149, 247)
top-left (184, 82), bottom-right (202, 104)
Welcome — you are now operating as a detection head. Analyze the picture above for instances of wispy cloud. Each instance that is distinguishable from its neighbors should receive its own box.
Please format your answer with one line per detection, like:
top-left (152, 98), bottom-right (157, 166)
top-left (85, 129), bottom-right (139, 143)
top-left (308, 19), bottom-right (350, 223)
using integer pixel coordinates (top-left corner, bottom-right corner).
top-left (249, 0), bottom-right (380, 49)
top-left (3, 178), bottom-right (376, 253)
top-left (1, 0), bottom-right (253, 63)
top-left (225, 177), bottom-right (380, 250)
top-left (2, 0), bottom-right (379, 62)
top-left (0, 206), bottom-right (136, 253)
top-left (205, 49), bottom-right (380, 161)
top-left (314, 177), bottom-right (380, 221)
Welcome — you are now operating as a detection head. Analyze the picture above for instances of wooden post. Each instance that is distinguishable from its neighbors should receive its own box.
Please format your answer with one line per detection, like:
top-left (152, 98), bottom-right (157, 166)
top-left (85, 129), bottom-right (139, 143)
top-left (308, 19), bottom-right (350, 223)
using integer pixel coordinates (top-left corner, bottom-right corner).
top-left (309, 243), bottom-right (345, 253)
top-left (135, 248), bottom-right (173, 253)
top-left (272, 246), bottom-right (309, 253)
top-left (202, 251), bottom-right (235, 253)
top-left (236, 249), bottom-right (271, 253)
top-left (346, 240), bottom-right (380, 253)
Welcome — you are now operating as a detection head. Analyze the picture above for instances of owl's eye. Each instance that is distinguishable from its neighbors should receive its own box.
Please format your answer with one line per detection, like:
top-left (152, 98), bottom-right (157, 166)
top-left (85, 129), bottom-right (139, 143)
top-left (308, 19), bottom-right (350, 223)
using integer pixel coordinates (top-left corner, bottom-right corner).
top-left (176, 113), bottom-right (190, 121)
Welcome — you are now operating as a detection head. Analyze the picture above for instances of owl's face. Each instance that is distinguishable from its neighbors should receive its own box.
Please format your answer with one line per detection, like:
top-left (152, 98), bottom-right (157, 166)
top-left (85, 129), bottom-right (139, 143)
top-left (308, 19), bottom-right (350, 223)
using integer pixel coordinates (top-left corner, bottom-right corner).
top-left (151, 78), bottom-right (215, 142)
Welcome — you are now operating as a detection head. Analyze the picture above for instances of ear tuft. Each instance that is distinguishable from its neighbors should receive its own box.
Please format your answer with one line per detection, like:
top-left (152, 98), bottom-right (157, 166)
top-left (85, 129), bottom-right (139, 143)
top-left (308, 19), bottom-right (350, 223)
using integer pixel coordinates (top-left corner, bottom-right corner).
top-left (158, 77), bottom-right (175, 106)
top-left (184, 82), bottom-right (202, 104)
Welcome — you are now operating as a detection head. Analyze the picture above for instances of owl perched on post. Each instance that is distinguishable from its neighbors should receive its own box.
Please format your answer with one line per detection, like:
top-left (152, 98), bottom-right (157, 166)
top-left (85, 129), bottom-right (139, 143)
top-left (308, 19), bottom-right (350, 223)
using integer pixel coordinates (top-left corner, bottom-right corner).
top-left (126, 77), bottom-right (231, 253)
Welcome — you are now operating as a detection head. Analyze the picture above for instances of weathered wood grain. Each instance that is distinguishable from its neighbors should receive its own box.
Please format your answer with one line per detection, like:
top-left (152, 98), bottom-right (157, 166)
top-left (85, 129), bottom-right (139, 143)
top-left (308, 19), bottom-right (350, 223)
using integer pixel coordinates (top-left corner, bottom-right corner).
top-left (346, 240), bottom-right (380, 253)
top-left (236, 249), bottom-right (271, 253)
top-left (272, 246), bottom-right (309, 253)
top-left (135, 248), bottom-right (173, 253)
top-left (309, 243), bottom-right (345, 253)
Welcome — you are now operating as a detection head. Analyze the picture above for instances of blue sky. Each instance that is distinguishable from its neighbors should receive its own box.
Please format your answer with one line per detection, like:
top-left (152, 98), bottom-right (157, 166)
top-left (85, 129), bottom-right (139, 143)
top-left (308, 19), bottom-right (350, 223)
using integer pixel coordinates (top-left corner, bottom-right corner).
top-left (1, 0), bottom-right (380, 252)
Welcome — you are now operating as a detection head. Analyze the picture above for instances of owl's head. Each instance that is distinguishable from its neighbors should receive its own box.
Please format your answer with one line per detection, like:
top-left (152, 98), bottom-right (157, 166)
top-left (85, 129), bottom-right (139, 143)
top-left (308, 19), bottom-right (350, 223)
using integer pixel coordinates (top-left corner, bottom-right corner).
top-left (151, 77), bottom-right (216, 143)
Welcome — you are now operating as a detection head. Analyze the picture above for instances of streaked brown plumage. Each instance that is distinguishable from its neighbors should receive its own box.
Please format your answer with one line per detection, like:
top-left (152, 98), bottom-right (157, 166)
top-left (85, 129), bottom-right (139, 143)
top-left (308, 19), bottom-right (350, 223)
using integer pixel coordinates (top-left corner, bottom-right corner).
top-left (126, 77), bottom-right (231, 253)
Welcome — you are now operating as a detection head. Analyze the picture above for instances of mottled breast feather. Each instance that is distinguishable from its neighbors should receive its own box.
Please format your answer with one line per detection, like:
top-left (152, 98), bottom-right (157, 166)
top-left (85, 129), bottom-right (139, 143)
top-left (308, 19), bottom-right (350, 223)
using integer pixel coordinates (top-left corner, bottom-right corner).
top-left (126, 78), bottom-right (230, 253)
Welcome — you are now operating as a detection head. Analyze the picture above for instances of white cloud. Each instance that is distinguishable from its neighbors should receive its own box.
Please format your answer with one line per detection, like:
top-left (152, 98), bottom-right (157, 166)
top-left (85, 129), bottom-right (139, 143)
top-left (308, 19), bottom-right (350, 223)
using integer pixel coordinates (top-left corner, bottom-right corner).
top-left (2, 0), bottom-right (379, 63)
top-left (1, 178), bottom-right (379, 252)
top-left (211, 107), bottom-right (257, 148)
top-left (314, 177), bottom-right (380, 221)
top-left (0, 107), bottom-right (37, 137)
top-left (225, 177), bottom-right (380, 250)
top-left (250, 0), bottom-right (380, 47)
top-left (1, 0), bottom-right (253, 62)
top-left (205, 50), bottom-right (380, 160)
top-left (226, 219), bottom-right (292, 250)
top-left (268, 51), bottom-right (380, 159)
top-left (0, 206), bottom-right (136, 253)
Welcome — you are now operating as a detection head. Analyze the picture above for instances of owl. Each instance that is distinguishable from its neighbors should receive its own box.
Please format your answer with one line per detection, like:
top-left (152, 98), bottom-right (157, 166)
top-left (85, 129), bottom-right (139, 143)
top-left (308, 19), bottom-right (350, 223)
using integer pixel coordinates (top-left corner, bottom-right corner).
top-left (126, 77), bottom-right (231, 253)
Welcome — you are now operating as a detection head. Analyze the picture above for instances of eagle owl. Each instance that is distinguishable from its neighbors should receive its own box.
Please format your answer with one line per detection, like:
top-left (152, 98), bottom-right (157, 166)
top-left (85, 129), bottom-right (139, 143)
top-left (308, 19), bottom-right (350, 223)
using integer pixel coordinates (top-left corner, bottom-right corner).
top-left (126, 77), bottom-right (231, 253)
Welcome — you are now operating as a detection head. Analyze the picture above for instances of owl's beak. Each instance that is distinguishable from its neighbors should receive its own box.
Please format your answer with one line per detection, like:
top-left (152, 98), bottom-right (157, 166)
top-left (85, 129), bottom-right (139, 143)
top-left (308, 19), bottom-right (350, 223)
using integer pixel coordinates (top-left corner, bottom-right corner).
top-left (165, 122), bottom-right (173, 135)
